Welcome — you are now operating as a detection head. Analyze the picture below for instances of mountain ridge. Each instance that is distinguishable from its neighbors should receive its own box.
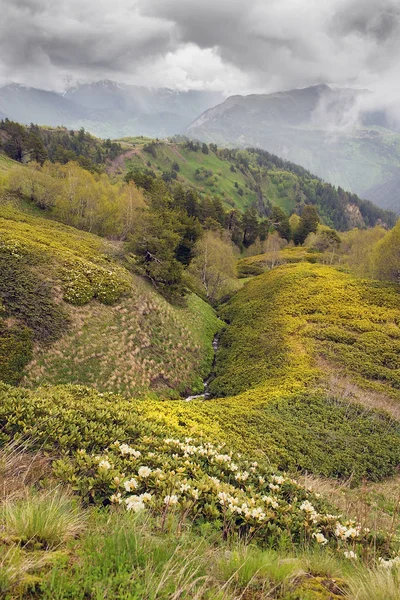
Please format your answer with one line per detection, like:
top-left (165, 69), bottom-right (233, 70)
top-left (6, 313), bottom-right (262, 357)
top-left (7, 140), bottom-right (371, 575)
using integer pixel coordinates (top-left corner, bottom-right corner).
top-left (186, 85), bottom-right (400, 213)
top-left (0, 81), bottom-right (224, 139)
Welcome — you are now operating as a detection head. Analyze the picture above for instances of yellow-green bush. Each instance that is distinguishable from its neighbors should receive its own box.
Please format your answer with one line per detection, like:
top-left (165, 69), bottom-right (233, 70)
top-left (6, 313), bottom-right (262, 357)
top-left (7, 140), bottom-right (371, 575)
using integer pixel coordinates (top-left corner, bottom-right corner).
top-left (1, 383), bottom-right (399, 483)
top-left (212, 263), bottom-right (400, 400)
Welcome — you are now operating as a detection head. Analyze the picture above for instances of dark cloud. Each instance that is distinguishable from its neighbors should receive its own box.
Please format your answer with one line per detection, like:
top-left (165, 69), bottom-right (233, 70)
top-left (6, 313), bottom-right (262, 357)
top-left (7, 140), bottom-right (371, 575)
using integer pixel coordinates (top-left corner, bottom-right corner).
top-left (0, 0), bottom-right (400, 99)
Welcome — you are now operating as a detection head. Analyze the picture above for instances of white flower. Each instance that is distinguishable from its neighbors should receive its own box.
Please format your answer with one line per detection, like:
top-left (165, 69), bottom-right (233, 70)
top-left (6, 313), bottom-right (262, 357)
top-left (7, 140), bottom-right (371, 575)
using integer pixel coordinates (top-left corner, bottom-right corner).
top-left (191, 488), bottom-right (199, 500)
top-left (378, 556), bottom-right (400, 569)
top-left (250, 507), bottom-right (266, 521)
top-left (138, 466), bottom-right (152, 478)
top-left (217, 492), bottom-right (230, 505)
top-left (140, 492), bottom-right (153, 503)
top-left (269, 483), bottom-right (280, 491)
top-left (164, 494), bottom-right (179, 505)
top-left (344, 527), bottom-right (358, 539)
top-left (344, 551), bottom-right (358, 560)
top-left (335, 523), bottom-right (348, 539)
top-left (180, 483), bottom-right (191, 492)
top-left (313, 532), bottom-right (328, 545)
top-left (271, 475), bottom-right (285, 485)
top-left (208, 476), bottom-right (221, 487)
top-left (125, 495), bottom-right (146, 512)
top-left (110, 493), bottom-right (122, 504)
top-left (124, 478), bottom-right (139, 492)
top-left (98, 460), bottom-right (111, 470)
top-left (300, 500), bottom-right (315, 513)
top-left (262, 495), bottom-right (279, 509)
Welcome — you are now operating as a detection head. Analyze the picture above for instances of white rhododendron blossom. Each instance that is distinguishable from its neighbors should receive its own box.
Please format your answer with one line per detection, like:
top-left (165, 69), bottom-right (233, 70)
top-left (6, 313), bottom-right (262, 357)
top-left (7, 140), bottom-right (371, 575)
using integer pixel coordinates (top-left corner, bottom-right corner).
top-left (125, 495), bottom-right (146, 512)
top-left (378, 556), bottom-right (400, 569)
top-left (138, 466), bottom-right (152, 478)
top-left (98, 460), bottom-right (111, 470)
top-left (110, 493), bottom-right (122, 504)
top-left (313, 532), bottom-right (328, 545)
top-left (124, 478), bottom-right (139, 492)
top-left (69, 436), bottom-right (383, 558)
top-left (164, 494), bottom-right (179, 505)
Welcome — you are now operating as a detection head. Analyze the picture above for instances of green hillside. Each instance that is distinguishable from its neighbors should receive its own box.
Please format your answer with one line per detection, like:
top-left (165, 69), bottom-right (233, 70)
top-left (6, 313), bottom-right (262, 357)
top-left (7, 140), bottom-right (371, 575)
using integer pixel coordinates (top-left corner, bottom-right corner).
top-left (2, 262), bottom-right (400, 597)
top-left (116, 138), bottom-right (257, 212)
top-left (115, 138), bottom-right (395, 230)
top-left (0, 203), bottom-right (220, 397)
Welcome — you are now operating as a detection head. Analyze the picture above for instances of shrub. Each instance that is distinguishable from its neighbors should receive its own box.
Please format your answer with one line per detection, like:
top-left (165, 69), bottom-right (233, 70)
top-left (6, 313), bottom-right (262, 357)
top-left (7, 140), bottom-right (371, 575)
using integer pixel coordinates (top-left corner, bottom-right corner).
top-left (0, 320), bottom-right (33, 384)
top-left (0, 247), bottom-right (69, 343)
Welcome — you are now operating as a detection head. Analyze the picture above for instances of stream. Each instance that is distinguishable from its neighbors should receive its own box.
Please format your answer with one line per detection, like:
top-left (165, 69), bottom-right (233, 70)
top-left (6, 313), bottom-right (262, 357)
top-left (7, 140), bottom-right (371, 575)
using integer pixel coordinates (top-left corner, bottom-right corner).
top-left (185, 335), bottom-right (219, 401)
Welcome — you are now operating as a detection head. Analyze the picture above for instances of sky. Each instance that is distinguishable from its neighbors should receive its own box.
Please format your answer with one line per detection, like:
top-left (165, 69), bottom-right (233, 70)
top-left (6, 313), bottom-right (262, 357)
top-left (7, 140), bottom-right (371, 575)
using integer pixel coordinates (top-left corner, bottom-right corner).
top-left (1, 0), bottom-right (400, 100)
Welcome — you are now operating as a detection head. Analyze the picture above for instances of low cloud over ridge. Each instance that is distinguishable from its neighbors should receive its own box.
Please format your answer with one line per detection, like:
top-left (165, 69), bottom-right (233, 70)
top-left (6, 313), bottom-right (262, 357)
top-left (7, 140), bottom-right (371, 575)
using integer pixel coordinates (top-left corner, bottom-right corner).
top-left (1, 0), bottom-right (400, 112)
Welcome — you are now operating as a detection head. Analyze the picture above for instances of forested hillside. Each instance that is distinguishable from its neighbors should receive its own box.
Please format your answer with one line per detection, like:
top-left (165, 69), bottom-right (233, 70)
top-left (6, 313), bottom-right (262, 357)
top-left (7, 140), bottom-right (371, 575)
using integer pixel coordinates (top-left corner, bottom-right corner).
top-left (186, 84), bottom-right (400, 213)
top-left (0, 119), bottom-right (122, 172)
top-left (118, 137), bottom-right (395, 230)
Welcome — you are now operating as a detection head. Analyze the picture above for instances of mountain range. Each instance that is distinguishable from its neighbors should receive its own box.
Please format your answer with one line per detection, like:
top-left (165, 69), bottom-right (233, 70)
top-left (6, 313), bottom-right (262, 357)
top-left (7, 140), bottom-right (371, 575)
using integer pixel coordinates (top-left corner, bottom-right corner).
top-left (1, 80), bottom-right (400, 212)
top-left (186, 85), bottom-right (400, 212)
top-left (0, 80), bottom-right (223, 139)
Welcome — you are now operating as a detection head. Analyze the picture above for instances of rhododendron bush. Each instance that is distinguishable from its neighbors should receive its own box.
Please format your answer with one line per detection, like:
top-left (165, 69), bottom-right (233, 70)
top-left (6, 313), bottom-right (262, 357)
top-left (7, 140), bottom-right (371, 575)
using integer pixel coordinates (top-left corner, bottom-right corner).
top-left (53, 436), bottom-right (381, 556)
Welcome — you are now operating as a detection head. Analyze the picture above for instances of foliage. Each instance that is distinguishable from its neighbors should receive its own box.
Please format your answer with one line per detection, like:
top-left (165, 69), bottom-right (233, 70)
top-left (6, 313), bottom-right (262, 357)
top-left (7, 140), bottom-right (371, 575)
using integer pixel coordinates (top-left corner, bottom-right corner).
top-left (124, 140), bottom-right (395, 231)
top-left (127, 208), bottom-right (187, 302)
top-left (213, 263), bottom-right (400, 400)
top-left (0, 206), bottom-right (220, 396)
top-left (0, 120), bottom-right (122, 172)
top-left (7, 161), bottom-right (147, 238)
top-left (340, 226), bottom-right (386, 278)
top-left (189, 231), bottom-right (238, 303)
top-left (0, 318), bottom-right (33, 385)
top-left (0, 383), bottom-right (384, 554)
top-left (293, 205), bottom-right (320, 245)
top-left (373, 219), bottom-right (400, 283)
top-left (271, 205), bottom-right (291, 241)
top-left (1, 377), bottom-right (400, 485)
top-left (0, 245), bottom-right (69, 344)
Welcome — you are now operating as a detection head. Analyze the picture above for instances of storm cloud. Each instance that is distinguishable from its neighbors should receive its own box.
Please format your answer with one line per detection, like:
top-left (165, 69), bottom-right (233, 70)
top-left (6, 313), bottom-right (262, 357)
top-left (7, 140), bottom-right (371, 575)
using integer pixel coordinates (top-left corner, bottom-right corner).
top-left (1, 0), bottom-right (400, 100)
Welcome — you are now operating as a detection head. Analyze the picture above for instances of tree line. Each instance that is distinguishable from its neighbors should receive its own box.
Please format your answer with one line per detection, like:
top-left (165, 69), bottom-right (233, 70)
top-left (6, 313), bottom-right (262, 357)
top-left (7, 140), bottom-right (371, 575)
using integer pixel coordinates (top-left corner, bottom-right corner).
top-left (0, 120), bottom-right (122, 173)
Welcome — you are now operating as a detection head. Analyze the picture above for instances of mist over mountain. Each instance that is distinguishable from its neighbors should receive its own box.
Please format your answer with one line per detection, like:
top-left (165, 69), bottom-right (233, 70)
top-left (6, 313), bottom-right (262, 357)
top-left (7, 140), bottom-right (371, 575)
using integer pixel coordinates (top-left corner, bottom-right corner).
top-left (0, 80), bottom-right (223, 139)
top-left (187, 84), bottom-right (400, 213)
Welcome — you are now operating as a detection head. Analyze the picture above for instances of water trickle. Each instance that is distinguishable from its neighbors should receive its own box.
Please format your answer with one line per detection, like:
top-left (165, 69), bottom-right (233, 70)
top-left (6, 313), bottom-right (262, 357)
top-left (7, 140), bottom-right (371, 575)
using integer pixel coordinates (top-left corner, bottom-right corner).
top-left (185, 334), bottom-right (219, 402)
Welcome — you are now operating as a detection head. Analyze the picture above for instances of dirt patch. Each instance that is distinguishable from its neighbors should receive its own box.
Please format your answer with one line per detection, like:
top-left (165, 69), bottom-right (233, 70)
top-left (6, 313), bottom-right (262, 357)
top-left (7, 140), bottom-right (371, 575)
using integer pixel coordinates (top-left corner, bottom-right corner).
top-left (107, 148), bottom-right (143, 175)
top-left (318, 358), bottom-right (400, 421)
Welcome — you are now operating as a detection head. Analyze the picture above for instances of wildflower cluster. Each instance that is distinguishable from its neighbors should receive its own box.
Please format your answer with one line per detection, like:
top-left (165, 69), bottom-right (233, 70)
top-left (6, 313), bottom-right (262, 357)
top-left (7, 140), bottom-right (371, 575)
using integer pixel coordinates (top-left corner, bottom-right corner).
top-left (53, 436), bottom-right (378, 552)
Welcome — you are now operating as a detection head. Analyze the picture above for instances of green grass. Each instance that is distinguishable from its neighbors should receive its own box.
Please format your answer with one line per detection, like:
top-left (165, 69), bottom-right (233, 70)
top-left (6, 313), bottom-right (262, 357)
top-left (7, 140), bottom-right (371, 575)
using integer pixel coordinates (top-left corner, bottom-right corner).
top-left (2, 489), bottom-right (85, 549)
top-left (1, 506), bottom-right (360, 600)
top-left (0, 153), bottom-right (17, 174)
top-left (124, 142), bottom-right (257, 211)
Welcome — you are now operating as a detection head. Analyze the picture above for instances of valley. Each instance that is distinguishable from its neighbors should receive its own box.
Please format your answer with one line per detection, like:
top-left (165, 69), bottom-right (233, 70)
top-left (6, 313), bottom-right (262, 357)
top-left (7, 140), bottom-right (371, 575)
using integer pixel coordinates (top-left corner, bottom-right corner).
top-left (0, 122), bottom-right (400, 599)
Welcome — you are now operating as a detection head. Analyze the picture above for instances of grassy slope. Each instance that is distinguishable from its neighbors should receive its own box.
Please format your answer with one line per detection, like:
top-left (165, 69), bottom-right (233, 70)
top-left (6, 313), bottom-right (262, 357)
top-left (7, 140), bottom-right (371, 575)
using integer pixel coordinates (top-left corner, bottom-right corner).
top-left (114, 139), bottom-right (313, 215)
top-left (0, 154), bottom-right (17, 174)
top-left (141, 263), bottom-right (400, 481)
top-left (119, 140), bottom-right (257, 211)
top-left (0, 203), bottom-right (220, 398)
top-left (2, 259), bottom-right (400, 482)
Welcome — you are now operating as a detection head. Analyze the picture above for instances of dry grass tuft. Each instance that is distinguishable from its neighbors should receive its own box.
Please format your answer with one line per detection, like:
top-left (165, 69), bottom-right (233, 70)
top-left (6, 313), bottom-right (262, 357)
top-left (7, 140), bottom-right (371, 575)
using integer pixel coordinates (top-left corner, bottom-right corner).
top-left (0, 441), bottom-right (50, 501)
